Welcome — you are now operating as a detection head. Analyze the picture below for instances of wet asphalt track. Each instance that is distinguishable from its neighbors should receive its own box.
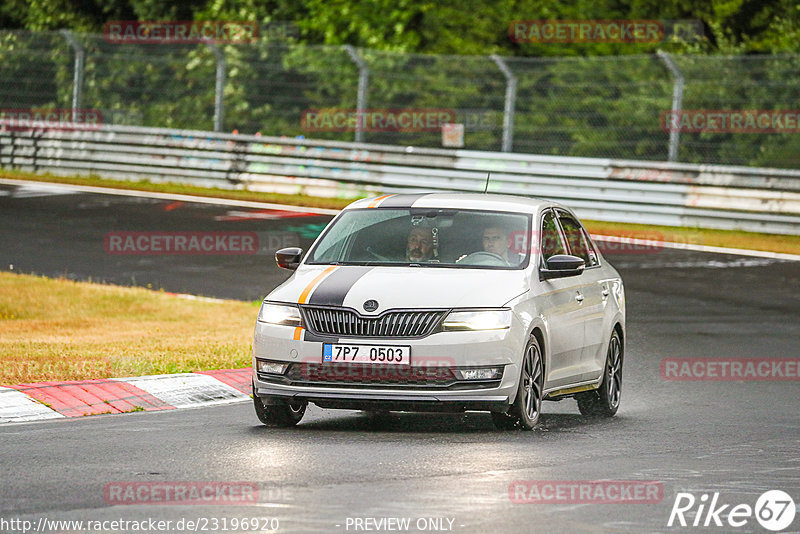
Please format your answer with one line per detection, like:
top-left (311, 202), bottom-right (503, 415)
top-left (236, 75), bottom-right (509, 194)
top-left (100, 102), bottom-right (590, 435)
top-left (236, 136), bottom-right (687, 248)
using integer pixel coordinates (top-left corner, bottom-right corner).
top-left (1, 182), bottom-right (799, 534)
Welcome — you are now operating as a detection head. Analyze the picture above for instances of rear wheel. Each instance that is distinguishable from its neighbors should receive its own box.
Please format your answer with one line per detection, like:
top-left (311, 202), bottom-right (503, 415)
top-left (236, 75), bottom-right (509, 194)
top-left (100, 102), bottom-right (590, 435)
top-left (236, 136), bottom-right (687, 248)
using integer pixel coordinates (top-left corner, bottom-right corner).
top-left (492, 335), bottom-right (544, 430)
top-left (253, 385), bottom-right (306, 427)
top-left (577, 330), bottom-right (622, 417)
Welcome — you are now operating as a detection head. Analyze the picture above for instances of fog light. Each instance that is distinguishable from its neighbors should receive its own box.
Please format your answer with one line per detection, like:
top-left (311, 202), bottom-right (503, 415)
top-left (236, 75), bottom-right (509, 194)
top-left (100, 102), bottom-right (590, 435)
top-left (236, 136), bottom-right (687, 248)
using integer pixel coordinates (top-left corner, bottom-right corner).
top-left (454, 367), bottom-right (503, 380)
top-left (256, 359), bottom-right (288, 374)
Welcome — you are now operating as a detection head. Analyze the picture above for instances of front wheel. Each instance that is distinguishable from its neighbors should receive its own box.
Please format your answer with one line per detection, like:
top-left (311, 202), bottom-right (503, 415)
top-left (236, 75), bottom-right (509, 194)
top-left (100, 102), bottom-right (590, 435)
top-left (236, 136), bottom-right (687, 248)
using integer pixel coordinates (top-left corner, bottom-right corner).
top-left (577, 330), bottom-right (622, 417)
top-left (492, 335), bottom-right (544, 430)
top-left (253, 385), bottom-right (306, 427)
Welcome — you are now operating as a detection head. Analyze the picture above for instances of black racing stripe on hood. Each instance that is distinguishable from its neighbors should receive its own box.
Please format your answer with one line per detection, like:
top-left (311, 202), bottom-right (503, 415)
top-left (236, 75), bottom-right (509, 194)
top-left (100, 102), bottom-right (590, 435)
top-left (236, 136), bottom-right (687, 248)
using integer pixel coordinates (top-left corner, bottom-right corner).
top-left (307, 266), bottom-right (373, 306)
top-left (302, 332), bottom-right (338, 343)
top-left (378, 193), bottom-right (432, 208)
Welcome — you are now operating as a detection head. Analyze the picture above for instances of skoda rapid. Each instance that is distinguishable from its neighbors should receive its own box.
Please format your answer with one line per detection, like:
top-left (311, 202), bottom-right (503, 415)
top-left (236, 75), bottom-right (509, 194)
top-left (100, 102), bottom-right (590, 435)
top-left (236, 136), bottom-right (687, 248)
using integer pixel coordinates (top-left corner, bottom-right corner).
top-left (252, 193), bottom-right (625, 430)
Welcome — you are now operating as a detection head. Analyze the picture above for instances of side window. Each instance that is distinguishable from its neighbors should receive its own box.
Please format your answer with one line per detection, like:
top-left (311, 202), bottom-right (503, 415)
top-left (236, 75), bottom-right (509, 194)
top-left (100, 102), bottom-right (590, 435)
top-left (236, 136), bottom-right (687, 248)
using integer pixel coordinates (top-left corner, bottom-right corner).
top-left (558, 214), bottom-right (593, 265)
top-left (540, 211), bottom-right (566, 262)
top-left (580, 227), bottom-right (600, 267)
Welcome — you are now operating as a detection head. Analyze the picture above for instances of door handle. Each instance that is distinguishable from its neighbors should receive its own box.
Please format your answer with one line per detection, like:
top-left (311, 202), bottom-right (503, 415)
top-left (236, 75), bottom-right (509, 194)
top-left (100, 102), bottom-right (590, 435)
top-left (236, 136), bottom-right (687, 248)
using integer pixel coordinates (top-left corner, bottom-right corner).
top-left (575, 292), bottom-right (584, 302)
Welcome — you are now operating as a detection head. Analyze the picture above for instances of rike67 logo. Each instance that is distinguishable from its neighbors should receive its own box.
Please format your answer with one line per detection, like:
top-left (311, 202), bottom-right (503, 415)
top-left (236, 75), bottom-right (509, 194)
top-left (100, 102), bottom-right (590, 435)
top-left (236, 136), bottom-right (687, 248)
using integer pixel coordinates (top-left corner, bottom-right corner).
top-left (668, 490), bottom-right (796, 531)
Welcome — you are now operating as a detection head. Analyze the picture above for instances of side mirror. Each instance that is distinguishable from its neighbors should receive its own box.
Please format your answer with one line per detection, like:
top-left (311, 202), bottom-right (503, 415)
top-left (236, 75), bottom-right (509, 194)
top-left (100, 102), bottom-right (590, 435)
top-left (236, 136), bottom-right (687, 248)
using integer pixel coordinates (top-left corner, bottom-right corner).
top-left (540, 254), bottom-right (585, 280)
top-left (275, 247), bottom-right (303, 270)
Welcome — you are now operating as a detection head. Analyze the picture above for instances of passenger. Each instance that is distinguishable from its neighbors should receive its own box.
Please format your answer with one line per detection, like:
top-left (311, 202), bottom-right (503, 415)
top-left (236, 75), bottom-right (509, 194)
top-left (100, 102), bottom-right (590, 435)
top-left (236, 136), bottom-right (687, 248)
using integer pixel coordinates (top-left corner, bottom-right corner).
top-left (406, 226), bottom-right (435, 262)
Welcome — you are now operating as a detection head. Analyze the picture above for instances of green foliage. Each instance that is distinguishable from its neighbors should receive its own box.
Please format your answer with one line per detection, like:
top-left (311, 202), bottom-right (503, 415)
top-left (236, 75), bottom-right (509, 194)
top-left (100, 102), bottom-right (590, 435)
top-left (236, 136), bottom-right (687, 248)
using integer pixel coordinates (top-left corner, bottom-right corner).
top-left (4, 0), bottom-right (800, 55)
top-left (2, 1), bottom-right (800, 168)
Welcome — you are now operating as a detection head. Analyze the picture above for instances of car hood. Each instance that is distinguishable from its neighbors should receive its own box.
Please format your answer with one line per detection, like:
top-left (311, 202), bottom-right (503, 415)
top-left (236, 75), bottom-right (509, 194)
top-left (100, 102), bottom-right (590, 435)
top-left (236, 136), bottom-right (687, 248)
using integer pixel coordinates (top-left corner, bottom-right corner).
top-left (268, 265), bottom-right (529, 312)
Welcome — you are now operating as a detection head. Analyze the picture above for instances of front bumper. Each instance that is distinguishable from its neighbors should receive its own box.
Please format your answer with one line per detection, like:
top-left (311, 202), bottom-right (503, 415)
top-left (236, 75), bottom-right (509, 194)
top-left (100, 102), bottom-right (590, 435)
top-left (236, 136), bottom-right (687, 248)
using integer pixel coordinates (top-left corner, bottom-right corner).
top-left (252, 320), bottom-right (526, 411)
top-left (254, 385), bottom-right (510, 412)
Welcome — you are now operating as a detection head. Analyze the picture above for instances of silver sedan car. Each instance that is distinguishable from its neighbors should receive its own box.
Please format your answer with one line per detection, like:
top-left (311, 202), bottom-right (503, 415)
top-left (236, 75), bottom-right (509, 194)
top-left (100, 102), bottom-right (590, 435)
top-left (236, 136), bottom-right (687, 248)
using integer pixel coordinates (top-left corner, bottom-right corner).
top-left (252, 193), bottom-right (625, 430)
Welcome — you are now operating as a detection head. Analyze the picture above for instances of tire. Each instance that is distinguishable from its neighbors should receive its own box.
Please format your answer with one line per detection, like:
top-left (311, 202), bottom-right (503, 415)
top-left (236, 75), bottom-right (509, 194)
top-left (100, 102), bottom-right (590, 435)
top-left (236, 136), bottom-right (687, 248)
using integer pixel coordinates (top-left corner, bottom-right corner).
top-left (492, 335), bottom-right (544, 430)
top-left (253, 385), bottom-right (306, 427)
top-left (577, 330), bottom-right (622, 417)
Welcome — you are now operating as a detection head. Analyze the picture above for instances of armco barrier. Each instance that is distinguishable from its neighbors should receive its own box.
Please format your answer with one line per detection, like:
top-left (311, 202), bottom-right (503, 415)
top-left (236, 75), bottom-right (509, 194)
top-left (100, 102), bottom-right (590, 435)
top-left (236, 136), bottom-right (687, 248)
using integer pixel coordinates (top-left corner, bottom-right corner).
top-left (2, 123), bottom-right (799, 234)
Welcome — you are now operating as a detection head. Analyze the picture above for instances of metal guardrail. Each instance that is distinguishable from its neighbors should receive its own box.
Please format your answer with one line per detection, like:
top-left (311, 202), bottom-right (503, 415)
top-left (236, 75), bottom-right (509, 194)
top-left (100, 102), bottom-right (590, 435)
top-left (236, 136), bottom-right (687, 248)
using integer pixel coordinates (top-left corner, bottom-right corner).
top-left (2, 124), bottom-right (800, 235)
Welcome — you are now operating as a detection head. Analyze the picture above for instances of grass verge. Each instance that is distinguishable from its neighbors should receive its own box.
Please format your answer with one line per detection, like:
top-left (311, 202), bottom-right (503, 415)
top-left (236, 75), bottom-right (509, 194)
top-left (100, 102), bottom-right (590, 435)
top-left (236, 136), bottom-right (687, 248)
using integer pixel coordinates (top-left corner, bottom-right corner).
top-left (0, 168), bottom-right (354, 210)
top-left (2, 169), bottom-right (798, 255)
top-left (584, 220), bottom-right (800, 256)
top-left (0, 272), bottom-right (257, 385)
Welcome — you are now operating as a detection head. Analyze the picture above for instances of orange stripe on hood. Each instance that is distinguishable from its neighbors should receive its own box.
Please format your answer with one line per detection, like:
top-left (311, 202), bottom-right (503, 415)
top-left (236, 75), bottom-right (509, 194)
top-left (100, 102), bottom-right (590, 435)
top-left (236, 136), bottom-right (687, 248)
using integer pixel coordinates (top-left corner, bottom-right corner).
top-left (367, 194), bottom-right (393, 208)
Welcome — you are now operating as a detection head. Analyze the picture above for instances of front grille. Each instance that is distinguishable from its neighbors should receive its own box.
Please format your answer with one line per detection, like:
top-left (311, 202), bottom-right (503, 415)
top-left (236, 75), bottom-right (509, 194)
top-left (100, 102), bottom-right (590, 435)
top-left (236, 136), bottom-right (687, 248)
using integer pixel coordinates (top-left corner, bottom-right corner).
top-left (301, 306), bottom-right (445, 338)
top-left (284, 363), bottom-right (457, 387)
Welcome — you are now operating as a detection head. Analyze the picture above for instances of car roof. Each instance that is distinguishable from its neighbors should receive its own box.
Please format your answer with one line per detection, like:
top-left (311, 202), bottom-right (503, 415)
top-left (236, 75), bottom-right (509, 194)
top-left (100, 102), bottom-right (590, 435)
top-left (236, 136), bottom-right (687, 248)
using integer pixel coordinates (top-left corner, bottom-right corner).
top-left (345, 192), bottom-right (562, 214)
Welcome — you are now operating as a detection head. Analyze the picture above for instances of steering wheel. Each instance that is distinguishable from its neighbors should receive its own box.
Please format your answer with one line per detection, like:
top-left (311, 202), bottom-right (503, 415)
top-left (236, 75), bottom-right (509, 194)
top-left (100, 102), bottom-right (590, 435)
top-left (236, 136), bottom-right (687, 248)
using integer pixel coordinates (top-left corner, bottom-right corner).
top-left (456, 251), bottom-right (510, 266)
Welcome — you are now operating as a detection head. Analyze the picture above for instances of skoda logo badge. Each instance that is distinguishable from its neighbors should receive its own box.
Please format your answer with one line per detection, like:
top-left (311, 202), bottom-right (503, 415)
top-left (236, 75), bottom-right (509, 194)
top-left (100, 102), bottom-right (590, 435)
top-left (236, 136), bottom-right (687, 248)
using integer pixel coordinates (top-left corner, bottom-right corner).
top-left (363, 299), bottom-right (379, 312)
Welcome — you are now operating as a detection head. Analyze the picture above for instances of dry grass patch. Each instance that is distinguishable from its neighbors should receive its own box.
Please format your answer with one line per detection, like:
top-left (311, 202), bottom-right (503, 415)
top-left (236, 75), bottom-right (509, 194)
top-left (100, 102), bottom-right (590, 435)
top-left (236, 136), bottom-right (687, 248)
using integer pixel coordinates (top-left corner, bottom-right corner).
top-left (0, 272), bottom-right (259, 384)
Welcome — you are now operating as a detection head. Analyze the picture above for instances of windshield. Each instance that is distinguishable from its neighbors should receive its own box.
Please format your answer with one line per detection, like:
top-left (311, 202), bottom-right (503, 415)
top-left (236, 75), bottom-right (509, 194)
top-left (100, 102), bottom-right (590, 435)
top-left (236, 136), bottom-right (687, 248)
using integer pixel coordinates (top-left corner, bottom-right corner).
top-left (307, 208), bottom-right (531, 269)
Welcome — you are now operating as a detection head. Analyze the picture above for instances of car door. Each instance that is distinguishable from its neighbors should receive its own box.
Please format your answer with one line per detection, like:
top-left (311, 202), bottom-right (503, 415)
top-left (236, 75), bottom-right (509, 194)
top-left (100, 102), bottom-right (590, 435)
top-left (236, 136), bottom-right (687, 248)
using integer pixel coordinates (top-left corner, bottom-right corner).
top-left (537, 209), bottom-right (586, 388)
top-left (555, 210), bottom-right (607, 381)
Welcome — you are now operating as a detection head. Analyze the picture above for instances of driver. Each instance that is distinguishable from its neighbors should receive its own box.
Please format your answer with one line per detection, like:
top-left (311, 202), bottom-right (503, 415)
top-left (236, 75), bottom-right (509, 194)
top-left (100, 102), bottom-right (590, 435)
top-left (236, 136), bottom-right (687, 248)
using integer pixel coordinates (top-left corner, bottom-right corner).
top-left (482, 225), bottom-right (524, 265)
top-left (406, 225), bottom-right (435, 262)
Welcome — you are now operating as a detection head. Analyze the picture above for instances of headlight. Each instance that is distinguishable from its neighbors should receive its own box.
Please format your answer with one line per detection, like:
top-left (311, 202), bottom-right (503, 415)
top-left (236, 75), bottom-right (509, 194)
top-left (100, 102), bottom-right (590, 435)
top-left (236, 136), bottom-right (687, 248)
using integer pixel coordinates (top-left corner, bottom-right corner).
top-left (442, 309), bottom-right (512, 331)
top-left (257, 302), bottom-right (302, 327)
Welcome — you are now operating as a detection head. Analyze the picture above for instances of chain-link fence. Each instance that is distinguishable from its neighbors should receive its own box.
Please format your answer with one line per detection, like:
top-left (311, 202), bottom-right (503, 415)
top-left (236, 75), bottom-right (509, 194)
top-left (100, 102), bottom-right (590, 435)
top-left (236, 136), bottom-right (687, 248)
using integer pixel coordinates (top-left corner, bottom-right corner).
top-left (2, 29), bottom-right (800, 168)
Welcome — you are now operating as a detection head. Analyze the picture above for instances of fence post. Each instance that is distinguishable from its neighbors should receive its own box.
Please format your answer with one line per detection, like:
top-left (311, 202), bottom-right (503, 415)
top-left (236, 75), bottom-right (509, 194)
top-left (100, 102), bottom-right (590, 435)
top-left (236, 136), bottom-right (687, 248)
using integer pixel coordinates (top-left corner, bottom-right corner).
top-left (657, 51), bottom-right (684, 163)
top-left (206, 44), bottom-right (226, 132)
top-left (59, 30), bottom-right (84, 112)
top-left (344, 45), bottom-right (369, 143)
top-left (490, 55), bottom-right (517, 153)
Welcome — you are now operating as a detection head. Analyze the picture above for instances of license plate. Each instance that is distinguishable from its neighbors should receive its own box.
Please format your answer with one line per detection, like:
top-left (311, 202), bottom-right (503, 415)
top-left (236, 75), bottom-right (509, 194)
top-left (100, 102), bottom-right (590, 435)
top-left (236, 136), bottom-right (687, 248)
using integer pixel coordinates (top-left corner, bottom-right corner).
top-left (322, 344), bottom-right (411, 365)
